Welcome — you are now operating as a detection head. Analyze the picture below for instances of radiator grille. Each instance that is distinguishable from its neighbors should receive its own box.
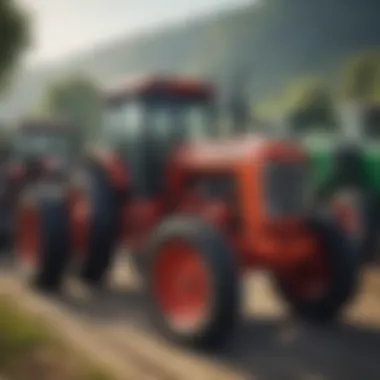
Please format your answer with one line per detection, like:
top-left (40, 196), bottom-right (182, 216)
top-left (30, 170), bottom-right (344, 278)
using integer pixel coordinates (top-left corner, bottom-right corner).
top-left (264, 161), bottom-right (310, 217)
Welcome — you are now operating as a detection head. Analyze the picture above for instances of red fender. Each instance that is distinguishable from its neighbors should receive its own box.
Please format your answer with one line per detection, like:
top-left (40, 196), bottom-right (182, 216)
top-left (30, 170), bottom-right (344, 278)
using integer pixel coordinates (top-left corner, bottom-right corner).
top-left (90, 147), bottom-right (130, 191)
top-left (122, 199), bottom-right (162, 252)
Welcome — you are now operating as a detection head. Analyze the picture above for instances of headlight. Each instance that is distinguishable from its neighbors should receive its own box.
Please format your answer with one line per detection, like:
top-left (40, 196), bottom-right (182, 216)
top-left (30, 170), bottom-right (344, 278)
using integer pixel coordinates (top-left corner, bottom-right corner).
top-left (264, 161), bottom-right (312, 217)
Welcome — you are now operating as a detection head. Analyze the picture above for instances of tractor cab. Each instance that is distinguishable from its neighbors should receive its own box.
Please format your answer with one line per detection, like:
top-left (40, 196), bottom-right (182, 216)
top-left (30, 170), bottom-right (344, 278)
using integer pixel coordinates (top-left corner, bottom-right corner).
top-left (102, 76), bottom-right (217, 196)
top-left (8, 117), bottom-right (74, 183)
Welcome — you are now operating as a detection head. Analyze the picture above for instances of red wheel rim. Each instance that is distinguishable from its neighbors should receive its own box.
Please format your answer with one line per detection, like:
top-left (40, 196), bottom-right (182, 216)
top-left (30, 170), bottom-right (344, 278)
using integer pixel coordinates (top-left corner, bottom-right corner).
top-left (153, 240), bottom-right (211, 332)
top-left (281, 253), bottom-right (331, 299)
top-left (17, 204), bottom-right (40, 267)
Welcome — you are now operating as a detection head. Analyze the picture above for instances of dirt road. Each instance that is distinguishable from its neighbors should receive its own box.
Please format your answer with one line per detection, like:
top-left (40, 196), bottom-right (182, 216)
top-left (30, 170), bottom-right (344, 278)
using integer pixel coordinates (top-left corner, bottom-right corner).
top-left (1, 256), bottom-right (380, 380)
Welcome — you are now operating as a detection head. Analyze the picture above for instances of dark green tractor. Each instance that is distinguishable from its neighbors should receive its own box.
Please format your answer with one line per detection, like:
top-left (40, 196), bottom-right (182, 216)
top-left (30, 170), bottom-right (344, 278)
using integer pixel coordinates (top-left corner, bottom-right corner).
top-left (289, 102), bottom-right (380, 264)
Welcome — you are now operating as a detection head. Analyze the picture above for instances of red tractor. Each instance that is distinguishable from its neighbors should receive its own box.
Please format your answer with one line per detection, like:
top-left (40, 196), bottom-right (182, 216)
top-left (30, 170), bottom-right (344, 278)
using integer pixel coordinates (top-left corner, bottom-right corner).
top-left (15, 76), bottom-right (359, 348)
top-left (0, 117), bottom-right (75, 250)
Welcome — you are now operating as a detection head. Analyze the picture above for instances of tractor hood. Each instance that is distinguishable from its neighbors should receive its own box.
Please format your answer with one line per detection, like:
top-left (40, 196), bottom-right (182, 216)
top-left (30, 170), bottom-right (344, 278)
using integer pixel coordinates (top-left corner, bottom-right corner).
top-left (175, 135), bottom-right (305, 170)
top-left (299, 131), bottom-right (380, 191)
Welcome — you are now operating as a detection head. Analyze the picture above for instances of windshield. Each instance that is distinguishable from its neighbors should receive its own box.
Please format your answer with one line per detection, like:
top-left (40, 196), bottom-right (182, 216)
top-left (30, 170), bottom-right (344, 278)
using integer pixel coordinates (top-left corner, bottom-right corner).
top-left (148, 99), bottom-right (215, 142)
top-left (104, 100), bottom-right (144, 143)
top-left (12, 131), bottom-right (70, 160)
top-left (178, 101), bottom-right (215, 141)
top-left (337, 104), bottom-right (380, 141)
top-left (104, 97), bottom-right (215, 144)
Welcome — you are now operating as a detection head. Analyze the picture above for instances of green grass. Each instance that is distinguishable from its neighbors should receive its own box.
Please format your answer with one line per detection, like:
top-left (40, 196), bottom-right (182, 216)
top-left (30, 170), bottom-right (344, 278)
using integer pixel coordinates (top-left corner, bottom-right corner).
top-left (0, 297), bottom-right (113, 380)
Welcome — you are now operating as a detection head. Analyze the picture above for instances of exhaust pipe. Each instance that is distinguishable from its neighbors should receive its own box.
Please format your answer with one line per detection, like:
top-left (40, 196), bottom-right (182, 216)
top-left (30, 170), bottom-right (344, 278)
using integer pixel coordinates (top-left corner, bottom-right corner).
top-left (229, 69), bottom-right (252, 135)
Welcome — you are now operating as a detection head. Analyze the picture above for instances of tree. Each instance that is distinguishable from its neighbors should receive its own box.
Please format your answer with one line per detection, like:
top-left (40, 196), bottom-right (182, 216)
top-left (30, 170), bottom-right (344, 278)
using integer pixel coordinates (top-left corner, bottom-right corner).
top-left (284, 77), bottom-right (337, 131)
top-left (0, 121), bottom-right (13, 162)
top-left (255, 95), bottom-right (284, 120)
top-left (341, 51), bottom-right (380, 102)
top-left (38, 74), bottom-right (103, 153)
top-left (0, 0), bottom-right (29, 90)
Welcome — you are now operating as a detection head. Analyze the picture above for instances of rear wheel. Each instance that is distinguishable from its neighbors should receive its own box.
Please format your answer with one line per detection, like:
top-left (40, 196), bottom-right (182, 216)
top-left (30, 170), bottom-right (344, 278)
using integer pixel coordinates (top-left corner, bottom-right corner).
top-left (275, 215), bottom-right (359, 321)
top-left (145, 216), bottom-right (240, 348)
top-left (16, 184), bottom-right (69, 293)
top-left (75, 164), bottom-right (121, 287)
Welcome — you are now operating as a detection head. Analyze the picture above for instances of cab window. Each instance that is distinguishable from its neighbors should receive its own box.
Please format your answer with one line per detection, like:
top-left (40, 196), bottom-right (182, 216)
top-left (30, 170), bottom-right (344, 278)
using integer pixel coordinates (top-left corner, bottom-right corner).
top-left (103, 101), bottom-right (144, 145)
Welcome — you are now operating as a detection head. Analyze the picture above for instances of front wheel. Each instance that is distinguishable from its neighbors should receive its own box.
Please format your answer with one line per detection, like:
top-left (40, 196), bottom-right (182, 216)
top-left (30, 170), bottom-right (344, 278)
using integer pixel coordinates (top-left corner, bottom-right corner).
top-left (144, 216), bottom-right (240, 348)
top-left (275, 215), bottom-right (359, 321)
top-left (323, 189), bottom-right (377, 265)
top-left (15, 184), bottom-right (70, 293)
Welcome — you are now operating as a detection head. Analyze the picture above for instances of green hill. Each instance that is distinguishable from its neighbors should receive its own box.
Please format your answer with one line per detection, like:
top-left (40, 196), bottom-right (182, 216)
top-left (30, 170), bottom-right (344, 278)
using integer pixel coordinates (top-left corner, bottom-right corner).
top-left (1, 0), bottom-right (380, 121)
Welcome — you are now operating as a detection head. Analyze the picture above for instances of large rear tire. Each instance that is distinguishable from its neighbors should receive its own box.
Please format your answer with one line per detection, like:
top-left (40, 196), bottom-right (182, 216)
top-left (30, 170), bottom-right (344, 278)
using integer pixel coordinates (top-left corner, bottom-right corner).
top-left (145, 216), bottom-right (240, 348)
top-left (76, 164), bottom-right (121, 287)
top-left (16, 184), bottom-right (70, 293)
top-left (275, 214), bottom-right (359, 321)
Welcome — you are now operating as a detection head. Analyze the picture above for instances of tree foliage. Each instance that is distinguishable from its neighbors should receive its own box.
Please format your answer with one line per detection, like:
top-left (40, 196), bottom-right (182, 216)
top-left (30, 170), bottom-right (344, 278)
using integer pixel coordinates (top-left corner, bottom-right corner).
top-left (0, 123), bottom-right (12, 162)
top-left (283, 77), bottom-right (336, 131)
top-left (341, 50), bottom-right (380, 102)
top-left (255, 96), bottom-right (284, 120)
top-left (39, 75), bottom-right (103, 152)
top-left (0, 0), bottom-right (29, 90)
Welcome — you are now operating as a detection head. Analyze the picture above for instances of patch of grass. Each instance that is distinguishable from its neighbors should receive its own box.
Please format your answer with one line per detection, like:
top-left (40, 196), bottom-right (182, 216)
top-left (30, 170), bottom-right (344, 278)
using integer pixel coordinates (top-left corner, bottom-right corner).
top-left (0, 297), bottom-right (113, 380)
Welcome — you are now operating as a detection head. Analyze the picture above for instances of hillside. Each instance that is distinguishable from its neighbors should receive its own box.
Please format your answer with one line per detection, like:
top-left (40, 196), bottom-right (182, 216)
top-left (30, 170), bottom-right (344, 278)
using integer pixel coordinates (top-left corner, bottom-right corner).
top-left (1, 0), bottom-right (380, 121)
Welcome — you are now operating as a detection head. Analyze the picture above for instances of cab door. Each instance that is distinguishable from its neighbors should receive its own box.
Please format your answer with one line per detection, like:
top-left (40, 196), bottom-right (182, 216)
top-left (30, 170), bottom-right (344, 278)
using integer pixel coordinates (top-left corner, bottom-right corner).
top-left (103, 99), bottom-right (148, 197)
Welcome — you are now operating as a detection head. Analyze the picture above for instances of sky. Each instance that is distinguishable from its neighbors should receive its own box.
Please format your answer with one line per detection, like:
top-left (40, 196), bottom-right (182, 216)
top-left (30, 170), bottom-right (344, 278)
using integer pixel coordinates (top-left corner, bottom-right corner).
top-left (17, 0), bottom-right (255, 67)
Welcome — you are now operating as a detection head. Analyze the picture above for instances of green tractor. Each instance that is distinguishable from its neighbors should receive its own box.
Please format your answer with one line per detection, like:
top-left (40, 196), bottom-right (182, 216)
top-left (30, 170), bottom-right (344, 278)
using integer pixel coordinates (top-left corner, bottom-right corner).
top-left (288, 101), bottom-right (380, 264)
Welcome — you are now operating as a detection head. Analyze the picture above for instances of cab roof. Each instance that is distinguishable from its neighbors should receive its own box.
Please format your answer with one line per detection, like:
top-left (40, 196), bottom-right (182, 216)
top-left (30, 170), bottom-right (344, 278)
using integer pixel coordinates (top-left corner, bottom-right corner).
top-left (104, 75), bottom-right (214, 104)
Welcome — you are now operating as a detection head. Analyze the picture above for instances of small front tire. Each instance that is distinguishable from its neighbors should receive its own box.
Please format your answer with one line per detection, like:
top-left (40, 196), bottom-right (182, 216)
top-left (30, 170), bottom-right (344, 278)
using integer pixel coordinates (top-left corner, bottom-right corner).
top-left (16, 185), bottom-right (70, 293)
